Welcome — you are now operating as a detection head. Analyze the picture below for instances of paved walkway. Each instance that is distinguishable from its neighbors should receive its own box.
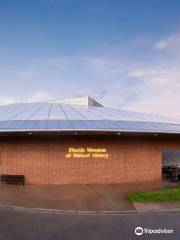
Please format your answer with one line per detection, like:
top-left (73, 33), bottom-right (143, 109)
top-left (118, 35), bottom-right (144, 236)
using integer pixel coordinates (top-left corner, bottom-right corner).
top-left (0, 181), bottom-right (177, 211)
top-left (134, 201), bottom-right (180, 213)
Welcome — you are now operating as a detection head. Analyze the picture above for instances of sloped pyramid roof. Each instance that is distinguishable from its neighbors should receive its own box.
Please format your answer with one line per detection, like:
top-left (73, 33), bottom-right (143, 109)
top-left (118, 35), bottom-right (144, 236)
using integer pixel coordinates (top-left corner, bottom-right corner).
top-left (0, 96), bottom-right (179, 134)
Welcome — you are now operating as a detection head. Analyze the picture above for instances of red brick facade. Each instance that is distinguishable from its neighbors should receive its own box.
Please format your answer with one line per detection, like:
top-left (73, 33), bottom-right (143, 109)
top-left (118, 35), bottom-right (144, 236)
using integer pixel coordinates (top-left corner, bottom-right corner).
top-left (0, 135), bottom-right (180, 184)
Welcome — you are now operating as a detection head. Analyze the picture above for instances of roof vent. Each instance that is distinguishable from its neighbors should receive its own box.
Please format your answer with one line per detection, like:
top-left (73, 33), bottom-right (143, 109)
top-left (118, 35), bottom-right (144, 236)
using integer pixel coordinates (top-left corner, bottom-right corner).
top-left (47, 96), bottom-right (103, 107)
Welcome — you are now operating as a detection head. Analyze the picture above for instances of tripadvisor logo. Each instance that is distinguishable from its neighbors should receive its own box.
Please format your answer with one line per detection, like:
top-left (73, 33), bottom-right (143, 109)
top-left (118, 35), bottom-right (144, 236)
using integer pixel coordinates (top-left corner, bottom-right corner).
top-left (135, 227), bottom-right (143, 236)
top-left (135, 227), bottom-right (174, 236)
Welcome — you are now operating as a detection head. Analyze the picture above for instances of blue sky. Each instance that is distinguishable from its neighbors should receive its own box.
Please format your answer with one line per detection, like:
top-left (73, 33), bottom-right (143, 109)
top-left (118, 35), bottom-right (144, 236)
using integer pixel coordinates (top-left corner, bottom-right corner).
top-left (0, 0), bottom-right (180, 117)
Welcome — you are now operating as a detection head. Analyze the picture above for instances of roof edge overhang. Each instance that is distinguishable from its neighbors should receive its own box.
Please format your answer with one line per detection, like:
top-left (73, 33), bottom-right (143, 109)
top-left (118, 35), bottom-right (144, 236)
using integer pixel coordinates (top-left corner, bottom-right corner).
top-left (0, 129), bottom-right (180, 138)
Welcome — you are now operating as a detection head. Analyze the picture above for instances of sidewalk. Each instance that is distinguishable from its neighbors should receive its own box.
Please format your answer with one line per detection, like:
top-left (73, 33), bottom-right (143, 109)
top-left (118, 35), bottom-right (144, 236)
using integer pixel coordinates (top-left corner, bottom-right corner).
top-left (0, 183), bottom-right (134, 211)
top-left (133, 200), bottom-right (180, 213)
top-left (0, 181), bottom-right (178, 212)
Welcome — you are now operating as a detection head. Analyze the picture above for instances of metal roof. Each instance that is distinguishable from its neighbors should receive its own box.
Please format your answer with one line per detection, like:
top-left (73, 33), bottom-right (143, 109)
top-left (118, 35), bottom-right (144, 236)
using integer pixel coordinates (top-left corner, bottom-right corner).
top-left (0, 101), bottom-right (179, 134)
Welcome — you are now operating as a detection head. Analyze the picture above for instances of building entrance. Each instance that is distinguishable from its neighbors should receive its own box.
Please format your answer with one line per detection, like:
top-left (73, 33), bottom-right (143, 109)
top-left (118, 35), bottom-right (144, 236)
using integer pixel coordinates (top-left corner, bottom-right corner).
top-left (162, 150), bottom-right (180, 182)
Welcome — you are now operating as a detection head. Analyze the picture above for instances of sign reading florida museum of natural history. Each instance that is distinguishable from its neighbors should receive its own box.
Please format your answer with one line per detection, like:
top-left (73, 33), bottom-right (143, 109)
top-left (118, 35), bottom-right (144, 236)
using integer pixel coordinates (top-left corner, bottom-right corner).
top-left (65, 147), bottom-right (109, 159)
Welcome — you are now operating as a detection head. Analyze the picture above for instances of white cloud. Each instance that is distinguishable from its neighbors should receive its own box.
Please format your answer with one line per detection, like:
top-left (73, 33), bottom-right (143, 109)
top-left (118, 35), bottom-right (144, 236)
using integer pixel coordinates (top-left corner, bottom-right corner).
top-left (29, 90), bottom-right (54, 102)
top-left (84, 56), bottom-right (129, 76)
top-left (0, 96), bottom-right (15, 106)
top-left (155, 37), bottom-right (173, 49)
top-left (155, 33), bottom-right (180, 50)
top-left (0, 91), bottom-right (55, 105)
top-left (127, 89), bottom-right (180, 119)
top-left (117, 64), bottom-right (180, 118)
top-left (128, 69), bottom-right (164, 78)
top-left (83, 33), bottom-right (180, 119)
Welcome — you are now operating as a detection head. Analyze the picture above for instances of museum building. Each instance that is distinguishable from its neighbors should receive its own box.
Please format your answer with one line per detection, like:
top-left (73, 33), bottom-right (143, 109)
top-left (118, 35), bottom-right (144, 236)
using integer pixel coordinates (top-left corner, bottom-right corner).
top-left (0, 96), bottom-right (180, 185)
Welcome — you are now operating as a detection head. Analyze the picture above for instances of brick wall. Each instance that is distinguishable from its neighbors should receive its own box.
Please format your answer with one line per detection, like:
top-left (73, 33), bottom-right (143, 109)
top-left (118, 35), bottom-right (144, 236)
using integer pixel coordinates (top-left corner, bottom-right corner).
top-left (0, 135), bottom-right (179, 184)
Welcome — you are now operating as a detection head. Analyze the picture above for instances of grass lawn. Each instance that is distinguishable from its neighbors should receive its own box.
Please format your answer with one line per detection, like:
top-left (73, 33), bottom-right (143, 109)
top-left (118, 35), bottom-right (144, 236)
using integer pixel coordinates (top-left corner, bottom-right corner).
top-left (128, 186), bottom-right (180, 202)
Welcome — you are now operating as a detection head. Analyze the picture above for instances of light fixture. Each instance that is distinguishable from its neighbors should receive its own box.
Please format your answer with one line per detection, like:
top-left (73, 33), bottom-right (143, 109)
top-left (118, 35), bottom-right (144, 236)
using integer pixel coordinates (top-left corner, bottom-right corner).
top-left (117, 132), bottom-right (121, 135)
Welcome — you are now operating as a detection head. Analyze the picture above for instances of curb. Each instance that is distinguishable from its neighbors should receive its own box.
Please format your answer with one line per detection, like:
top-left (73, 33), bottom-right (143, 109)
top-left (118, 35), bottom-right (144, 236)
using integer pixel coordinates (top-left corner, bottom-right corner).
top-left (0, 203), bottom-right (180, 215)
top-left (135, 209), bottom-right (180, 214)
top-left (0, 203), bottom-right (137, 215)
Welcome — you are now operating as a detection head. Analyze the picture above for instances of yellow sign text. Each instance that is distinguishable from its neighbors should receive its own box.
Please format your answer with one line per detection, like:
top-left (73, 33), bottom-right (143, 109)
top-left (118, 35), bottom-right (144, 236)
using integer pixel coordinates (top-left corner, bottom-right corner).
top-left (66, 147), bottom-right (109, 159)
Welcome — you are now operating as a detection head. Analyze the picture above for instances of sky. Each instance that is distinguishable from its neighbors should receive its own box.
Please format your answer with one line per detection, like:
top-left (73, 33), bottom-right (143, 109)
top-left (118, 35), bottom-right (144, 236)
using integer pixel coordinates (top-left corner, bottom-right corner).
top-left (0, 0), bottom-right (180, 118)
